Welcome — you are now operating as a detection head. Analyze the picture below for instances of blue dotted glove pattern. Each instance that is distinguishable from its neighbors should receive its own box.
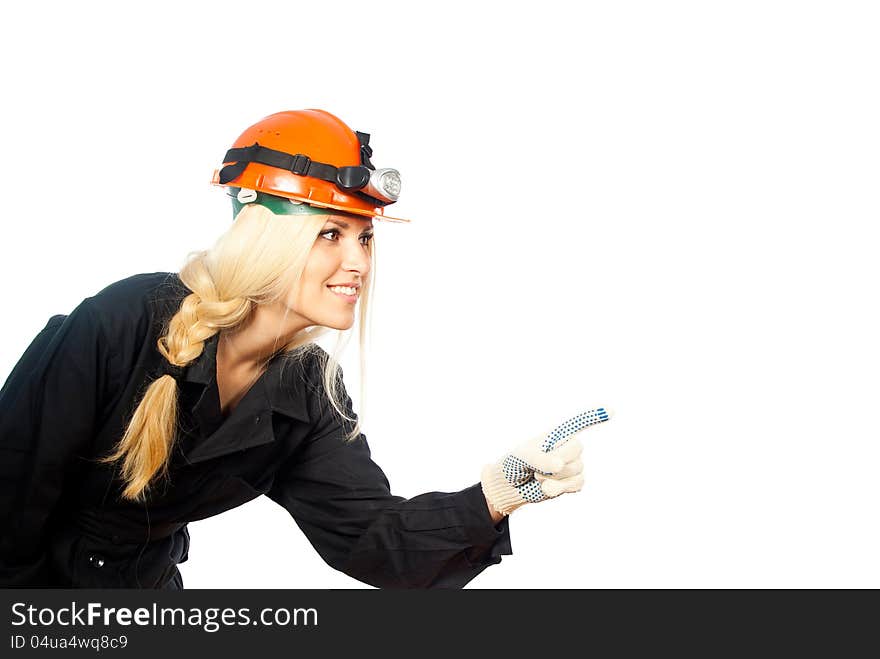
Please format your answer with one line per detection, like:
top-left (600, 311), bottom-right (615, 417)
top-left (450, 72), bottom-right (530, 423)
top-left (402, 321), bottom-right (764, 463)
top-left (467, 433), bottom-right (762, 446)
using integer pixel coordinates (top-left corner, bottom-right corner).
top-left (540, 408), bottom-right (609, 452)
top-left (502, 455), bottom-right (536, 487)
top-left (505, 408), bottom-right (610, 503)
top-left (516, 478), bottom-right (549, 503)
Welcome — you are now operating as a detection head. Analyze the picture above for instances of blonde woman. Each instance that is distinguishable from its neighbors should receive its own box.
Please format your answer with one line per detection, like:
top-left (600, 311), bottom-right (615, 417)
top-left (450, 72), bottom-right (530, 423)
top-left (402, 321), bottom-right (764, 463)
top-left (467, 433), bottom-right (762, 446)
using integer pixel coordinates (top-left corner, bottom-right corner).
top-left (0, 110), bottom-right (589, 588)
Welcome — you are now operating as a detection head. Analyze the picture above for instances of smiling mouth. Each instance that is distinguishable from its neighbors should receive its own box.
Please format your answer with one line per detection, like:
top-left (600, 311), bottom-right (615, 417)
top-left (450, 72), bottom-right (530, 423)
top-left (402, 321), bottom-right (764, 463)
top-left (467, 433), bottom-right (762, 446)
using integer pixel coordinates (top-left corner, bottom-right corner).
top-left (327, 285), bottom-right (358, 302)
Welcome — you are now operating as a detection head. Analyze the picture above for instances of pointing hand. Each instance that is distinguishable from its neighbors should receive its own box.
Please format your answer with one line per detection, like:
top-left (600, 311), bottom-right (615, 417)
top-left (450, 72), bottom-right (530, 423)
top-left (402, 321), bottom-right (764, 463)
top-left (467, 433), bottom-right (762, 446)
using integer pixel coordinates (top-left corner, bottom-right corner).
top-left (480, 408), bottom-right (612, 516)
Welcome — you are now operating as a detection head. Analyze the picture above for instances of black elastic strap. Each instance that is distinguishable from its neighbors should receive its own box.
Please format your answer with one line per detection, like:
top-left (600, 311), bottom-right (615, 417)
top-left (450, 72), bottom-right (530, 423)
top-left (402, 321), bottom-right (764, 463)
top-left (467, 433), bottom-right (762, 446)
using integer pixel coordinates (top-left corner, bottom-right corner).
top-left (150, 362), bottom-right (184, 381)
top-left (356, 131), bottom-right (374, 169)
top-left (217, 141), bottom-right (388, 206)
top-left (219, 144), bottom-right (339, 185)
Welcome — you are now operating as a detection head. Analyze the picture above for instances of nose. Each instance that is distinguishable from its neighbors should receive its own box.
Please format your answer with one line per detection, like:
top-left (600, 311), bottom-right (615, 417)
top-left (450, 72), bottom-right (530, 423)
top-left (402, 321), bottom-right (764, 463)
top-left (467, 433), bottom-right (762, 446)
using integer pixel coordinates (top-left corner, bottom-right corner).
top-left (341, 235), bottom-right (371, 277)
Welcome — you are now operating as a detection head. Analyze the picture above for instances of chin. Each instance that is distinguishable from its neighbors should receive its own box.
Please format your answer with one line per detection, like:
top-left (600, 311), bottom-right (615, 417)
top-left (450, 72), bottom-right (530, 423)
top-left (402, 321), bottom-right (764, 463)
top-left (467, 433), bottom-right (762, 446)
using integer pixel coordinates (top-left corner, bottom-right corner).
top-left (314, 314), bottom-right (356, 331)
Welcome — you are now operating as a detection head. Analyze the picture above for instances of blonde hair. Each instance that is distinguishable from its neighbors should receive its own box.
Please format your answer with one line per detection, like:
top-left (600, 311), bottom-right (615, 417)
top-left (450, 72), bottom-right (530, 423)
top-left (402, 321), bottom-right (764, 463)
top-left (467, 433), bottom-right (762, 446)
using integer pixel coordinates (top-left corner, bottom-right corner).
top-left (99, 203), bottom-right (374, 501)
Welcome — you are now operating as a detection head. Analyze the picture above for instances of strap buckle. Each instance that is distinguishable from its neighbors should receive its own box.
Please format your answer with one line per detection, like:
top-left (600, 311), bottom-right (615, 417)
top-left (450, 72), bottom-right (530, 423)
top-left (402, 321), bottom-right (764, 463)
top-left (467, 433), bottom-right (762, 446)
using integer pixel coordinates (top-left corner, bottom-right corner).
top-left (290, 154), bottom-right (311, 176)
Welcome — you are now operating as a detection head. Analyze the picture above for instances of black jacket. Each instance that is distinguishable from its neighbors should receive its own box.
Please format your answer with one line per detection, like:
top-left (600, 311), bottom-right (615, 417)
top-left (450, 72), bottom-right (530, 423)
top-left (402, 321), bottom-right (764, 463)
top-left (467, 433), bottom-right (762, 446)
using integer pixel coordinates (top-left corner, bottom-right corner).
top-left (0, 272), bottom-right (511, 588)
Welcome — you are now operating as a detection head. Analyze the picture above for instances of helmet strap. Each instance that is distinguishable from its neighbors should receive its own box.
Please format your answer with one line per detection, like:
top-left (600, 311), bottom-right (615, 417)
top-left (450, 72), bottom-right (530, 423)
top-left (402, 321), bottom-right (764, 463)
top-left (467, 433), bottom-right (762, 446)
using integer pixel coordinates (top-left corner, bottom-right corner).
top-left (356, 131), bottom-right (374, 169)
top-left (218, 142), bottom-right (389, 207)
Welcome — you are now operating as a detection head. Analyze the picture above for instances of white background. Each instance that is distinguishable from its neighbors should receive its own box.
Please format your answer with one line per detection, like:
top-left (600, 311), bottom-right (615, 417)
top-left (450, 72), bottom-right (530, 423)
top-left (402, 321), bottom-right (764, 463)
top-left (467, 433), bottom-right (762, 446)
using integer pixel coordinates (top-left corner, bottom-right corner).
top-left (1, 1), bottom-right (878, 588)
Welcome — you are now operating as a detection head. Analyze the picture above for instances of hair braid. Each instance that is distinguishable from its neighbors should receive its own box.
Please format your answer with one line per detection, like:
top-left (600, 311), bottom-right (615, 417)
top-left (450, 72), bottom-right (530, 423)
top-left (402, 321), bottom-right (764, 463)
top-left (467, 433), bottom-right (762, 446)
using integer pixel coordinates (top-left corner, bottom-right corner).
top-left (100, 260), bottom-right (254, 501)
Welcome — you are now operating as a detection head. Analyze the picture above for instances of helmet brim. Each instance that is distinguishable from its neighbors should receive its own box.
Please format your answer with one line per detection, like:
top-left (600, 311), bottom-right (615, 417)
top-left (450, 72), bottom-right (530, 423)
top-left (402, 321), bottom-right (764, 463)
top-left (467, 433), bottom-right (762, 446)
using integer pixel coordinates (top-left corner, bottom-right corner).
top-left (211, 173), bottom-right (410, 223)
top-left (278, 192), bottom-right (411, 224)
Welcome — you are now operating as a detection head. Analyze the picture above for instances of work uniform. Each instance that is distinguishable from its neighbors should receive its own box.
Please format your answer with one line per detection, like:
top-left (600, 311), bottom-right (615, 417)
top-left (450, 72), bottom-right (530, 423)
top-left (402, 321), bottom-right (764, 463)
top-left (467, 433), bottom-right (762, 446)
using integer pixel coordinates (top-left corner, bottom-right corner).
top-left (0, 272), bottom-right (511, 588)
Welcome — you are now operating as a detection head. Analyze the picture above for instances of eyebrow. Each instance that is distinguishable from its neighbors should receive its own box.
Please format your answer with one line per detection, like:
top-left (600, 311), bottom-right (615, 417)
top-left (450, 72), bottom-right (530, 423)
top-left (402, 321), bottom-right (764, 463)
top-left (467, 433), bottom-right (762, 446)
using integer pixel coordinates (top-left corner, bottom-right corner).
top-left (325, 219), bottom-right (374, 233)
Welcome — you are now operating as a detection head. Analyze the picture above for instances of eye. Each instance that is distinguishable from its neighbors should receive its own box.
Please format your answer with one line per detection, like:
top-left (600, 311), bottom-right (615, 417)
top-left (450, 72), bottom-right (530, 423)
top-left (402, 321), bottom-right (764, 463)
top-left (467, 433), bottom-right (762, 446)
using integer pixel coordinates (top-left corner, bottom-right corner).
top-left (319, 229), bottom-right (374, 247)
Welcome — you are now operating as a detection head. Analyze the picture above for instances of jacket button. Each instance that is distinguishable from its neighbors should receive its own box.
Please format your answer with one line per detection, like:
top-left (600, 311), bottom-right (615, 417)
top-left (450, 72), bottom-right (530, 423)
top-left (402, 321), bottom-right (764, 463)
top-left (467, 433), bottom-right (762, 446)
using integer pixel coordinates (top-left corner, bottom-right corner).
top-left (88, 554), bottom-right (105, 568)
top-left (254, 415), bottom-right (261, 425)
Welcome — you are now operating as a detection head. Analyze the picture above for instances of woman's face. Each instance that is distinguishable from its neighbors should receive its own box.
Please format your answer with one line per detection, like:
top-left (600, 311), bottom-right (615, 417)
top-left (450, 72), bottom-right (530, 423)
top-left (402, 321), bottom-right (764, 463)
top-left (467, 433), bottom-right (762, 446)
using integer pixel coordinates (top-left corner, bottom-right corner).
top-left (287, 214), bottom-right (374, 330)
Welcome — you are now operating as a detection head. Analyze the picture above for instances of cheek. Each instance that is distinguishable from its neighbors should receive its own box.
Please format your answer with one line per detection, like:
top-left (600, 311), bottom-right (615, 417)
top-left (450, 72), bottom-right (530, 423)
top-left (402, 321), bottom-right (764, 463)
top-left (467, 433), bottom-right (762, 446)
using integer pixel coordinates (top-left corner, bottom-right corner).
top-left (288, 282), bottom-right (317, 309)
top-left (286, 275), bottom-right (329, 313)
top-left (301, 251), bottom-right (334, 287)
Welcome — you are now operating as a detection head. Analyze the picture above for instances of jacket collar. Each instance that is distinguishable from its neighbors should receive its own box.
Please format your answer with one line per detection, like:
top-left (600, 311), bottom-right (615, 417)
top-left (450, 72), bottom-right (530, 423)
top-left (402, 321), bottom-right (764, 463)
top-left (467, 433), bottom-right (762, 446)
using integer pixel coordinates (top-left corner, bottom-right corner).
top-left (182, 333), bottom-right (218, 386)
top-left (180, 332), bottom-right (310, 423)
top-left (261, 355), bottom-right (312, 423)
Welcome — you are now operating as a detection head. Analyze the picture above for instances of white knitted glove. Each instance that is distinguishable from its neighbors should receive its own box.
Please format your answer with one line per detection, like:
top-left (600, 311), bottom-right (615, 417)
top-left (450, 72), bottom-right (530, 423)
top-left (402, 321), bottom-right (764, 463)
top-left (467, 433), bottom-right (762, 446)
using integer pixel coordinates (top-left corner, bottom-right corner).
top-left (481, 408), bottom-right (612, 516)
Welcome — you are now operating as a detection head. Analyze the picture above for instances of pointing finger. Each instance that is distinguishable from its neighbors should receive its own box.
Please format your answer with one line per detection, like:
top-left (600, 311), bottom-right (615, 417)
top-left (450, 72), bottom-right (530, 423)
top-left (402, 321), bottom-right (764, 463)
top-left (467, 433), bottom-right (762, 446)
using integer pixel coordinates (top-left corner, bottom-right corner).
top-left (541, 407), bottom-right (612, 452)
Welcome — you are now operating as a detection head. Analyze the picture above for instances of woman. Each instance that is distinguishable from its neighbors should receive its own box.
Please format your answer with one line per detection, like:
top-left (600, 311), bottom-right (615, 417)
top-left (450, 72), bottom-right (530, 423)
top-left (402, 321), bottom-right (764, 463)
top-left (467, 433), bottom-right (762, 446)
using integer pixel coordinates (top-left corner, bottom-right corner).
top-left (0, 110), bottom-right (591, 588)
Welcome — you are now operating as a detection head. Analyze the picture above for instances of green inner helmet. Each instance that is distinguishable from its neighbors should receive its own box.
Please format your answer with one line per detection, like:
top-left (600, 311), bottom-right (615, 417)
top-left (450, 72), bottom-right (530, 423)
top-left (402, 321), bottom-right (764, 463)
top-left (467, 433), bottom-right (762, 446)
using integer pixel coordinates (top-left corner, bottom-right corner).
top-left (229, 188), bottom-right (336, 218)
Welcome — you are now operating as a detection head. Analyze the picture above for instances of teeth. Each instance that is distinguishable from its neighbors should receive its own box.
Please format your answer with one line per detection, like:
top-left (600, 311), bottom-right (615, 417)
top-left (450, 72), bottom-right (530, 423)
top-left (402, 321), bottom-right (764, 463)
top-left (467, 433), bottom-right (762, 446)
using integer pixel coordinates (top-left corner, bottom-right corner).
top-left (329, 286), bottom-right (357, 296)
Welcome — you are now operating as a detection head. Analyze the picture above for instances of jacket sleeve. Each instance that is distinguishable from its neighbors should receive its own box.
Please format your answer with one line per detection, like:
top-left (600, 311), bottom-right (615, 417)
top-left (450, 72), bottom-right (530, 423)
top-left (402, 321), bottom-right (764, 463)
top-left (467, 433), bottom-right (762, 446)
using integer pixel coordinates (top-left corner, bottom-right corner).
top-left (267, 365), bottom-right (513, 589)
top-left (0, 301), bottom-right (111, 586)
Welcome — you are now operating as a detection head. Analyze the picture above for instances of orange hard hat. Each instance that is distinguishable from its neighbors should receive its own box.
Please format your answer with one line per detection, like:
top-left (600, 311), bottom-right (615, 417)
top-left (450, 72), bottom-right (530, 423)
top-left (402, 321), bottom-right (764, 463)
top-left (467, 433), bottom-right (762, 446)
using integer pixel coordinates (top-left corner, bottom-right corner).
top-left (211, 109), bottom-right (409, 223)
